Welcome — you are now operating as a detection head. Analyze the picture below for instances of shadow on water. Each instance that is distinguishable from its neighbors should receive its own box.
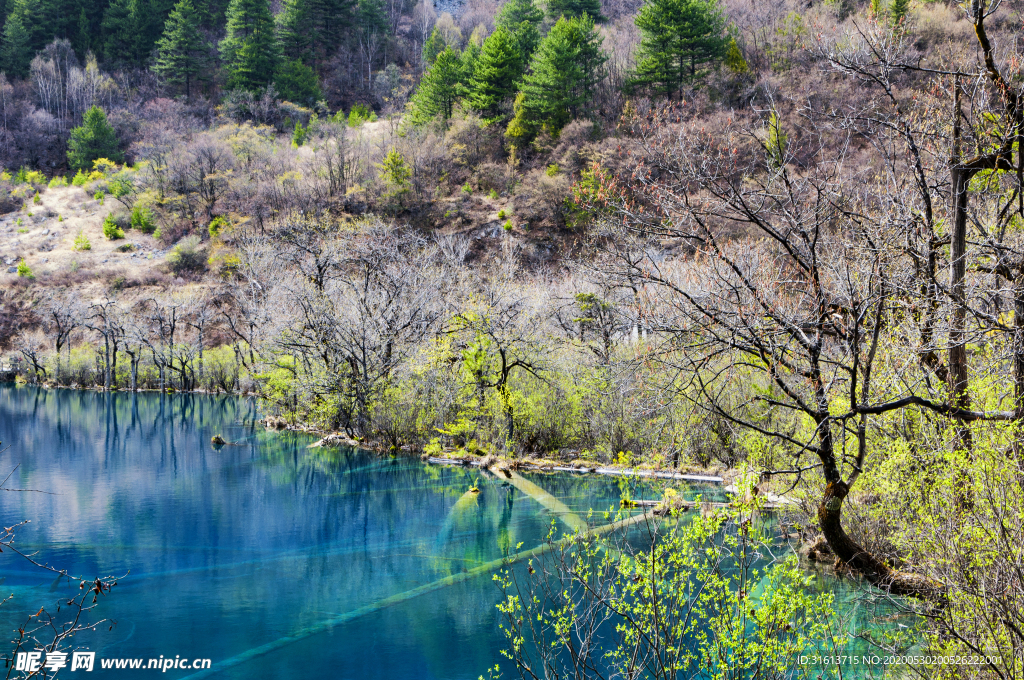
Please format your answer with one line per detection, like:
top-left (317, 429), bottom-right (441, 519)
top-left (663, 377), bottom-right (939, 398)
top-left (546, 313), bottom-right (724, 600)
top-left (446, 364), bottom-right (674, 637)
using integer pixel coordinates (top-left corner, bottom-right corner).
top-left (0, 386), bottom-right (907, 679)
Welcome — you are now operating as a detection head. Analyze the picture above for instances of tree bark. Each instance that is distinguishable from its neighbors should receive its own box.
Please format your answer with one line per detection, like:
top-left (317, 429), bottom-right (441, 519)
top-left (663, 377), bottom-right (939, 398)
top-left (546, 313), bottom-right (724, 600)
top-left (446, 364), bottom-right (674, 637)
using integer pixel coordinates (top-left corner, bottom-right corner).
top-left (950, 166), bottom-right (972, 457)
top-left (818, 481), bottom-right (943, 599)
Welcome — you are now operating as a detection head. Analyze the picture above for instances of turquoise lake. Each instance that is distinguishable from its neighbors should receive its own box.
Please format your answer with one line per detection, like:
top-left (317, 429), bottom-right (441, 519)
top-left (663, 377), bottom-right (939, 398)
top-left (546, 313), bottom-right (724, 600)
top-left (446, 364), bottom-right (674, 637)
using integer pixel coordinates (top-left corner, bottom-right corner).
top-left (0, 386), bottom-right (706, 678)
top-left (0, 385), bottom-right (904, 678)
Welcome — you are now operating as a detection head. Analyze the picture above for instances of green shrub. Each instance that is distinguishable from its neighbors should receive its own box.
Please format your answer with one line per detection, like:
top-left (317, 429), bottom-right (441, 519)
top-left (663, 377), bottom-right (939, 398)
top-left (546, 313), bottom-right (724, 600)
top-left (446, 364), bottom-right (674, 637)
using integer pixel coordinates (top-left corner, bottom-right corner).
top-left (73, 230), bottom-right (91, 251)
top-left (108, 209), bottom-right (131, 231)
top-left (131, 204), bottom-right (156, 234)
top-left (93, 155), bottom-right (116, 171)
top-left (503, 220), bottom-right (513, 232)
top-left (488, 189), bottom-right (499, 199)
top-left (94, 191), bottom-right (104, 203)
top-left (116, 243), bottom-right (135, 252)
top-left (108, 175), bottom-right (133, 199)
top-left (292, 121), bottom-right (307, 147)
top-left (57, 215), bottom-right (63, 222)
top-left (498, 209), bottom-right (507, 219)
top-left (48, 175), bottom-right (68, 188)
top-left (208, 216), bottom-right (229, 238)
top-left (276, 59), bottom-right (322, 107)
top-left (546, 164), bottom-right (559, 177)
top-left (16, 259), bottom-right (32, 278)
top-left (32, 192), bottom-right (40, 204)
top-left (167, 235), bottom-right (207, 275)
top-left (71, 170), bottom-right (88, 187)
top-left (378, 148), bottom-right (412, 204)
top-left (461, 182), bottom-right (472, 194)
top-left (14, 167), bottom-right (45, 185)
top-left (102, 214), bottom-right (125, 240)
top-left (348, 103), bottom-right (377, 127)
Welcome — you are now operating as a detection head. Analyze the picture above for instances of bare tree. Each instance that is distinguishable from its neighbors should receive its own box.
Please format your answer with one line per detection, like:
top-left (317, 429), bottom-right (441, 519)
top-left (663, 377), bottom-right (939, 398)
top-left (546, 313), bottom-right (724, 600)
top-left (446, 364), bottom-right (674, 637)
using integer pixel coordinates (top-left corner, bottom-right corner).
top-left (40, 289), bottom-right (83, 381)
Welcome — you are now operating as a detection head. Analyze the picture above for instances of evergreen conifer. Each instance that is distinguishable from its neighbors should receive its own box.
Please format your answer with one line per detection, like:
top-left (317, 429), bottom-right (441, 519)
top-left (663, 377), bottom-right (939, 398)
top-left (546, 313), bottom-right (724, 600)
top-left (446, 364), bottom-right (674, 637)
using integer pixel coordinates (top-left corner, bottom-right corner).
top-left (890, 0), bottom-right (909, 25)
top-left (545, 0), bottom-right (604, 21)
top-left (67, 106), bottom-right (122, 171)
top-left (0, 8), bottom-right (31, 77)
top-left (494, 0), bottom-right (543, 58)
top-left (154, 0), bottom-right (211, 97)
top-left (422, 27), bottom-right (447, 65)
top-left (220, 0), bottom-right (279, 91)
top-left (277, 0), bottom-right (312, 62)
top-left (518, 14), bottom-right (606, 133)
top-left (629, 0), bottom-right (727, 100)
top-left (468, 26), bottom-right (524, 118)
top-left (409, 45), bottom-right (465, 125)
top-left (102, 0), bottom-right (151, 66)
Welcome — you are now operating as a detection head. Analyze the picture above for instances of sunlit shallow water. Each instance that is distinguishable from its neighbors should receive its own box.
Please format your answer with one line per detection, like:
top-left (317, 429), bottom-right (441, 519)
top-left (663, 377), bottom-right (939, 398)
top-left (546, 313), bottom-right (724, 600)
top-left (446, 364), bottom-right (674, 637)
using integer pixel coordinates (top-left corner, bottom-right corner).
top-left (0, 386), bottom-right (905, 679)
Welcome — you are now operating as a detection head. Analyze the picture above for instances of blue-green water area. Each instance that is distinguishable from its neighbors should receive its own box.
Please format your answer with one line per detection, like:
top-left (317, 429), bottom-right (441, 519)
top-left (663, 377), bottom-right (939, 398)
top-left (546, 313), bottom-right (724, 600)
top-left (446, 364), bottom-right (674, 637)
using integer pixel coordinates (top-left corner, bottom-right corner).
top-left (0, 386), bottom-right (909, 678)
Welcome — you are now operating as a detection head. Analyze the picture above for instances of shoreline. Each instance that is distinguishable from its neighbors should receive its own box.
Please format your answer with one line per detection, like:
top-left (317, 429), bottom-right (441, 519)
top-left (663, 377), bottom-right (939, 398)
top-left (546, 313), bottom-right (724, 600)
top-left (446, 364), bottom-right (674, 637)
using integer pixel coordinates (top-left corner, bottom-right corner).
top-left (4, 383), bottom-right (739, 486)
top-left (305, 429), bottom-right (737, 485)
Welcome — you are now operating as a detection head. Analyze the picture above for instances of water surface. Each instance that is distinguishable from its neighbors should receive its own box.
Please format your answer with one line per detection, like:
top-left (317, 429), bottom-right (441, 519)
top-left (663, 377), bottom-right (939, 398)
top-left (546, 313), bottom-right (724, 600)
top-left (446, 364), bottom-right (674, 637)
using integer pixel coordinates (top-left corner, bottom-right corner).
top-left (0, 386), bottom-right (726, 679)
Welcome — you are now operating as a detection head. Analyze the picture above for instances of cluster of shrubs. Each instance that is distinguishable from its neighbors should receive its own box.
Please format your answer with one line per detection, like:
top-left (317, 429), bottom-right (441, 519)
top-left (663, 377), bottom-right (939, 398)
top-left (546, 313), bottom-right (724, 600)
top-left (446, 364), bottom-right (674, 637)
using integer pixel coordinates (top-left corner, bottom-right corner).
top-left (103, 204), bottom-right (158, 240)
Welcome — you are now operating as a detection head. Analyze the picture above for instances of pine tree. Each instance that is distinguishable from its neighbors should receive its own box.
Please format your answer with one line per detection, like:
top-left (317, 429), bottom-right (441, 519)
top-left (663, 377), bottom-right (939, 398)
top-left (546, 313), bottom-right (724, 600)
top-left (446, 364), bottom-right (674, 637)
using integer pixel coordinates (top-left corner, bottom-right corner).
top-left (890, 0), bottom-right (909, 26)
top-left (378, 147), bottom-right (411, 205)
top-left (0, 8), bottom-right (31, 78)
top-left (546, 0), bottom-right (603, 21)
top-left (408, 46), bottom-right (465, 126)
top-left (1, 0), bottom-right (67, 75)
top-left (102, 0), bottom-right (155, 66)
top-left (724, 36), bottom-right (747, 73)
top-left (67, 106), bottom-right (122, 170)
top-left (461, 34), bottom-right (481, 81)
top-left (102, 0), bottom-right (176, 66)
top-left (422, 27), bottom-right (447, 66)
top-left (154, 0), bottom-right (210, 97)
top-left (197, 0), bottom-right (232, 27)
top-left (9, 0), bottom-right (62, 57)
top-left (468, 26), bottom-right (524, 118)
top-left (629, 0), bottom-right (728, 100)
top-left (275, 58), bottom-right (322, 104)
top-left (307, 0), bottom-right (355, 56)
top-left (277, 0), bottom-right (354, 64)
top-left (518, 14), bottom-right (606, 133)
top-left (494, 0), bottom-right (543, 59)
top-left (73, 7), bottom-right (91, 57)
top-left (277, 0), bottom-right (312, 62)
top-left (220, 0), bottom-right (279, 91)
top-left (766, 109), bottom-right (786, 168)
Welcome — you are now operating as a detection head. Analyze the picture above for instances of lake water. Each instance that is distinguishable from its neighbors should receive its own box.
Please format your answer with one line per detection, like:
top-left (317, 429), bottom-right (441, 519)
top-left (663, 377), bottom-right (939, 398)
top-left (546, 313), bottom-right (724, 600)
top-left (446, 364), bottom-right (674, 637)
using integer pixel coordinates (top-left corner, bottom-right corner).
top-left (0, 386), bottom-right (903, 679)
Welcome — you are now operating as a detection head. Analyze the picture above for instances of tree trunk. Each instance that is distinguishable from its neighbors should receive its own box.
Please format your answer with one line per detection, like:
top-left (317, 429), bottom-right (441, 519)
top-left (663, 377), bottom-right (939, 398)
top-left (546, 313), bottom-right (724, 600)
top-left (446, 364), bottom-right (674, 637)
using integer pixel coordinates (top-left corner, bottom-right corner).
top-left (818, 481), bottom-right (942, 599)
top-left (103, 333), bottom-right (111, 391)
top-left (198, 325), bottom-right (205, 388)
top-left (949, 167), bottom-right (972, 455)
top-left (1013, 273), bottom-right (1024, 419)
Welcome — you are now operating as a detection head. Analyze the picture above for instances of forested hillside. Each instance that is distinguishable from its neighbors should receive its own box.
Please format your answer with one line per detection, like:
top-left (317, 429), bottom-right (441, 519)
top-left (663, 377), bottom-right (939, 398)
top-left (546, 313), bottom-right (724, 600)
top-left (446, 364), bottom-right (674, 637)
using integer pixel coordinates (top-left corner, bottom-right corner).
top-left (3, 0), bottom-right (1024, 672)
